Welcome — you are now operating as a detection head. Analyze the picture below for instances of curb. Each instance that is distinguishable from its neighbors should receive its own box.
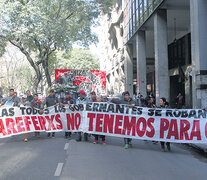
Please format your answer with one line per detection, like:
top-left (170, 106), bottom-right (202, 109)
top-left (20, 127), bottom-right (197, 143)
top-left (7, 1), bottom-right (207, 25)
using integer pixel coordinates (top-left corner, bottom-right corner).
top-left (188, 143), bottom-right (207, 154)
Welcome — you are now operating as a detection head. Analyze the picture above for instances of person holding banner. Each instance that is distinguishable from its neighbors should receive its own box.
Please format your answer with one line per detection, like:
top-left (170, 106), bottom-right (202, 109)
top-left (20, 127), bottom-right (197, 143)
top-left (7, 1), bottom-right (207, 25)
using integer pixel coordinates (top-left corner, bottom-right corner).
top-left (40, 89), bottom-right (58, 138)
top-left (26, 90), bottom-right (33, 103)
top-left (159, 97), bottom-right (171, 152)
top-left (58, 91), bottom-right (76, 138)
top-left (90, 91), bottom-right (106, 145)
top-left (1, 88), bottom-right (20, 107)
top-left (76, 90), bottom-right (90, 141)
top-left (31, 94), bottom-right (42, 137)
top-left (19, 95), bottom-right (31, 142)
top-left (90, 91), bottom-right (97, 102)
top-left (111, 91), bottom-right (135, 149)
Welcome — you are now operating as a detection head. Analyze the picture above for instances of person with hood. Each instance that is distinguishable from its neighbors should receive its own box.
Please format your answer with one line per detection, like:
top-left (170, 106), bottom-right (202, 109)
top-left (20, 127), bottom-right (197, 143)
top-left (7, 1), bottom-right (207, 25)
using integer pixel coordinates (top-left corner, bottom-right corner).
top-left (76, 90), bottom-right (90, 141)
top-left (40, 89), bottom-right (58, 138)
top-left (111, 91), bottom-right (135, 149)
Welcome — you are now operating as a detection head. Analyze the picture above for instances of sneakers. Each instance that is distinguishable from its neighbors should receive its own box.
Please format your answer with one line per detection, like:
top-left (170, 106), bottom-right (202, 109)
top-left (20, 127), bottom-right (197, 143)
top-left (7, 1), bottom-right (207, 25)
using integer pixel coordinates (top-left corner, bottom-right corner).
top-left (102, 141), bottom-right (106, 145)
top-left (124, 144), bottom-right (129, 149)
top-left (93, 140), bottom-right (97, 144)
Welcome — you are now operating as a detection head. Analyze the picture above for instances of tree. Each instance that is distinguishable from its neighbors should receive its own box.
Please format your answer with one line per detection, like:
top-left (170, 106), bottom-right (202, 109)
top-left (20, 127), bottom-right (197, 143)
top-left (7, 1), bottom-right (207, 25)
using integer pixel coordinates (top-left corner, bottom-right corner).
top-left (55, 48), bottom-right (100, 70)
top-left (0, 0), bottom-right (114, 92)
top-left (0, 44), bottom-right (35, 93)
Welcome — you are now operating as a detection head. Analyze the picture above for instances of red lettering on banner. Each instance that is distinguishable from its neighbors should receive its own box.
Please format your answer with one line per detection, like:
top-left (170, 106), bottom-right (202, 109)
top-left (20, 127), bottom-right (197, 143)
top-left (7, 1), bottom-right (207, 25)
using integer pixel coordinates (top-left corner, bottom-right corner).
top-left (23, 116), bottom-right (32, 131)
top-left (38, 116), bottom-right (46, 130)
top-left (114, 115), bottom-right (123, 134)
top-left (103, 114), bottom-right (114, 133)
top-left (122, 116), bottom-right (136, 136)
top-left (88, 113), bottom-right (96, 131)
top-left (205, 123), bottom-right (207, 138)
top-left (166, 119), bottom-right (179, 140)
top-left (45, 115), bottom-right (56, 130)
top-left (55, 114), bottom-right (63, 130)
top-left (146, 118), bottom-right (155, 138)
top-left (180, 120), bottom-right (190, 140)
top-left (96, 114), bottom-right (104, 132)
top-left (160, 118), bottom-right (169, 138)
top-left (31, 116), bottom-right (41, 130)
top-left (75, 113), bottom-right (81, 130)
top-left (6, 118), bottom-right (17, 135)
top-left (0, 119), bottom-right (7, 136)
top-left (136, 117), bottom-right (147, 137)
top-left (67, 113), bottom-right (75, 130)
top-left (15, 117), bottom-right (25, 132)
top-left (190, 120), bottom-right (201, 140)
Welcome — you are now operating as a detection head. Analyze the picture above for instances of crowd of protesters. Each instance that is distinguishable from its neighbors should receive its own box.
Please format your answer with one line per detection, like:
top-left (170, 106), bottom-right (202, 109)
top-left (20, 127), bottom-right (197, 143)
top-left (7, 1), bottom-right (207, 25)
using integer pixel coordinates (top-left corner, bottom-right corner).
top-left (0, 88), bottom-right (185, 152)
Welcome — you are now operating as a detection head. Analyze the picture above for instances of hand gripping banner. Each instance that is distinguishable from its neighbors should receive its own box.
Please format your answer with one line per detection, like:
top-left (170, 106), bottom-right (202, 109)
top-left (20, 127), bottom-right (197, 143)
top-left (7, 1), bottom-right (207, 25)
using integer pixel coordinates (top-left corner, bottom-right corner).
top-left (0, 103), bottom-right (207, 144)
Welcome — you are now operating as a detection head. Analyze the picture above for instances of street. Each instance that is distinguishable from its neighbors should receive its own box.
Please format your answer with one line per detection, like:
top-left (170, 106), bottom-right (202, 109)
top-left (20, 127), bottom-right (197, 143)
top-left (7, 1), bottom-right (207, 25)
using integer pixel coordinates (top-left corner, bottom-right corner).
top-left (0, 133), bottom-right (207, 180)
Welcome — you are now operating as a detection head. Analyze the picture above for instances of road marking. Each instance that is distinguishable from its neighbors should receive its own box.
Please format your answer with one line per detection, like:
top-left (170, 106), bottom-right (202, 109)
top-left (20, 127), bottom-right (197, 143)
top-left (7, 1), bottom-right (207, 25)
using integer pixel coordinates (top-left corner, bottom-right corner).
top-left (54, 163), bottom-right (64, 177)
top-left (64, 143), bottom-right (69, 150)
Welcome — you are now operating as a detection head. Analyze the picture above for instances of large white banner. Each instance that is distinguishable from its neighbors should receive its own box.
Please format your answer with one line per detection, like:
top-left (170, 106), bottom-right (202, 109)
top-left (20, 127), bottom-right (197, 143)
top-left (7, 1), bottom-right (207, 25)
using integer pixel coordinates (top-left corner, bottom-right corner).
top-left (0, 103), bottom-right (207, 143)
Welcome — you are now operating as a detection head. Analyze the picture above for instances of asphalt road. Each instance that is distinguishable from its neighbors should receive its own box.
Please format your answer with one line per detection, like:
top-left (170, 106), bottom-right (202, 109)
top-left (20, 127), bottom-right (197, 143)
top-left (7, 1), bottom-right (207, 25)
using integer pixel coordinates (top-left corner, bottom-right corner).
top-left (0, 133), bottom-right (207, 180)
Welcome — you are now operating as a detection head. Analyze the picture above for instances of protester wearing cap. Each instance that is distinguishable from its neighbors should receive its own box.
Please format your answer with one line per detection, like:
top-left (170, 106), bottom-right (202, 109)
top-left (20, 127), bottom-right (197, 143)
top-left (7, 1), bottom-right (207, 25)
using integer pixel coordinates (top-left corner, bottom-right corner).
top-left (76, 90), bottom-right (90, 141)
top-left (76, 90), bottom-right (90, 104)
top-left (40, 89), bottom-right (58, 138)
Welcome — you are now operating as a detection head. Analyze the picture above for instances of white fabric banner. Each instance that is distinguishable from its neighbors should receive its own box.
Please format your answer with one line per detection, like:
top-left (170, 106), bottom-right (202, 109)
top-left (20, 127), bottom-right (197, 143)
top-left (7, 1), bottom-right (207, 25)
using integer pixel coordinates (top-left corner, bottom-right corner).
top-left (0, 103), bottom-right (207, 144)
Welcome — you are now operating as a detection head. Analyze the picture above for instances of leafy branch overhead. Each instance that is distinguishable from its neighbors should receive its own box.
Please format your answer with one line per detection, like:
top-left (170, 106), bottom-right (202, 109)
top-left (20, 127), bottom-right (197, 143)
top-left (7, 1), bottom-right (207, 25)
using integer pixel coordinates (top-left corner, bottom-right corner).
top-left (0, 0), bottom-right (114, 91)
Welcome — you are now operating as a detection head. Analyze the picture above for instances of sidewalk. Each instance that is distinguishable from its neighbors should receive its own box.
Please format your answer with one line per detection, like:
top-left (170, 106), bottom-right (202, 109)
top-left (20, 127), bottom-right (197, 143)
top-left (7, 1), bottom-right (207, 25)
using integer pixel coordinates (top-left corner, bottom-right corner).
top-left (189, 143), bottom-right (207, 153)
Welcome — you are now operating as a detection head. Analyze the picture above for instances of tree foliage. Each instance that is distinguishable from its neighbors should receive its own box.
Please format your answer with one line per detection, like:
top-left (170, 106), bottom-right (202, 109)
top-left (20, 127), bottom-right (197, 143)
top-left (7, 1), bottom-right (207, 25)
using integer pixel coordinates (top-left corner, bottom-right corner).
top-left (55, 48), bottom-right (100, 70)
top-left (0, 0), bottom-right (113, 91)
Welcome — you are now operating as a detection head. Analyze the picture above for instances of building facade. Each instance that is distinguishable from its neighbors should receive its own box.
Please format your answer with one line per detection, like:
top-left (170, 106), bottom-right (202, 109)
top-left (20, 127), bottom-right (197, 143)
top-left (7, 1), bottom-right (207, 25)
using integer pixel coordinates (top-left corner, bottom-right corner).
top-left (99, 0), bottom-right (126, 95)
top-left (123, 0), bottom-right (207, 108)
top-left (99, 0), bottom-right (207, 108)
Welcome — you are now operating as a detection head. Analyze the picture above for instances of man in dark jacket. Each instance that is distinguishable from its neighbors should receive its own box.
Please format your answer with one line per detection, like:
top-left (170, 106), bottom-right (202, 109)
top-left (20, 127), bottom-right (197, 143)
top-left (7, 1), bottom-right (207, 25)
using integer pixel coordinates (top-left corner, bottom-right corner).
top-left (58, 91), bottom-right (75, 138)
top-left (111, 91), bottom-right (135, 149)
top-left (31, 94), bottom-right (42, 137)
top-left (1, 88), bottom-right (20, 107)
top-left (40, 89), bottom-right (58, 138)
top-left (26, 90), bottom-right (33, 102)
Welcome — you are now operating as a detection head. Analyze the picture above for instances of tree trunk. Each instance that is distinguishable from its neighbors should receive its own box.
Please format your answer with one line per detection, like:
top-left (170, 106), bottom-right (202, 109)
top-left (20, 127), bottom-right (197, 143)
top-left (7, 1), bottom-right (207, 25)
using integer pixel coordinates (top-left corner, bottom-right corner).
top-left (9, 40), bottom-right (42, 92)
top-left (42, 55), bottom-right (52, 88)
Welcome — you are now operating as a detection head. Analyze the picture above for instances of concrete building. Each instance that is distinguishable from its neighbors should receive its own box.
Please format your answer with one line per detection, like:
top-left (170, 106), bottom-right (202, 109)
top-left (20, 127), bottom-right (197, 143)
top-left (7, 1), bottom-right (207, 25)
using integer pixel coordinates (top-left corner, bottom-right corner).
top-left (99, 0), bottom-right (126, 95)
top-left (123, 0), bottom-right (207, 108)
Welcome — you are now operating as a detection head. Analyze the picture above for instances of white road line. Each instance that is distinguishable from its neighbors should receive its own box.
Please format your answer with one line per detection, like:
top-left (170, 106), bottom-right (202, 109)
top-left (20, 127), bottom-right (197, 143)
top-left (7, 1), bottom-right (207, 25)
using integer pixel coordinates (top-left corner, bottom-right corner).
top-left (54, 163), bottom-right (64, 177)
top-left (64, 143), bottom-right (69, 150)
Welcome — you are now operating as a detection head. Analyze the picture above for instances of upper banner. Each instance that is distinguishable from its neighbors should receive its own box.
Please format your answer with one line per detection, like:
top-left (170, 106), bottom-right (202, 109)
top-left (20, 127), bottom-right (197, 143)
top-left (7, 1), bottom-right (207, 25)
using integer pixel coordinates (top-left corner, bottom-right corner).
top-left (0, 103), bottom-right (207, 144)
top-left (55, 69), bottom-right (106, 95)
